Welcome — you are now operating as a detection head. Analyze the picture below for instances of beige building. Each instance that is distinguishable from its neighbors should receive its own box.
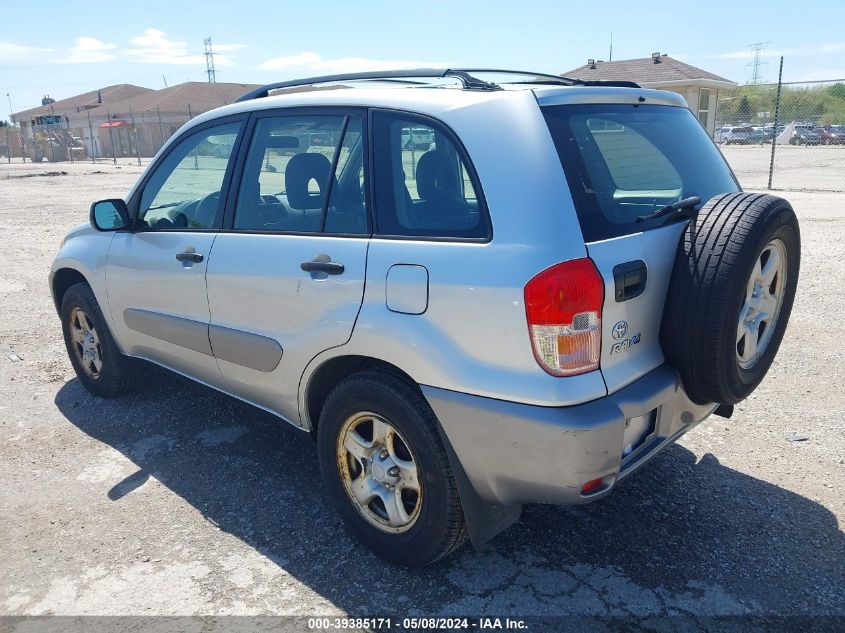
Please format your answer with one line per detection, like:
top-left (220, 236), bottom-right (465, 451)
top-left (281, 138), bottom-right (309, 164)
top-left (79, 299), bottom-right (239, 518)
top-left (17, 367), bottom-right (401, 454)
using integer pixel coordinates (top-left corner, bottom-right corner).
top-left (84, 82), bottom-right (260, 158)
top-left (10, 84), bottom-right (152, 160)
top-left (10, 82), bottom-right (259, 159)
top-left (562, 54), bottom-right (736, 135)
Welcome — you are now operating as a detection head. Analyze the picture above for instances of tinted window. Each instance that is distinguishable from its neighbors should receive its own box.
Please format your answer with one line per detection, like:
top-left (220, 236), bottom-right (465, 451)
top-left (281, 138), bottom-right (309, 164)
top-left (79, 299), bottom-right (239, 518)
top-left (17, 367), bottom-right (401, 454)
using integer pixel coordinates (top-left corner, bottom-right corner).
top-left (543, 104), bottom-right (739, 241)
top-left (139, 122), bottom-right (240, 230)
top-left (234, 115), bottom-right (366, 234)
top-left (372, 111), bottom-right (488, 239)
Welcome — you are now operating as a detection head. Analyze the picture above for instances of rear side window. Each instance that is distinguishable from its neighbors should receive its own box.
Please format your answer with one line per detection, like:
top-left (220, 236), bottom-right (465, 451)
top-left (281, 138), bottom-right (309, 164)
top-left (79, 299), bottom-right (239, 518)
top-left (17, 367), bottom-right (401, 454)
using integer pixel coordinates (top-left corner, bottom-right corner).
top-left (543, 104), bottom-right (739, 241)
top-left (372, 111), bottom-right (489, 239)
top-left (234, 114), bottom-right (366, 235)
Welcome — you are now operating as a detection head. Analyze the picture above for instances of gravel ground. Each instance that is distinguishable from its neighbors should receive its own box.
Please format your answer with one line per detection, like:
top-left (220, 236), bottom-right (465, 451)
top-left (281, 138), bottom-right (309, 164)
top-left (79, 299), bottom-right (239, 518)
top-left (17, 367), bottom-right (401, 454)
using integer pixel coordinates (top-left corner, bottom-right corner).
top-left (0, 160), bottom-right (843, 627)
top-left (721, 144), bottom-right (845, 192)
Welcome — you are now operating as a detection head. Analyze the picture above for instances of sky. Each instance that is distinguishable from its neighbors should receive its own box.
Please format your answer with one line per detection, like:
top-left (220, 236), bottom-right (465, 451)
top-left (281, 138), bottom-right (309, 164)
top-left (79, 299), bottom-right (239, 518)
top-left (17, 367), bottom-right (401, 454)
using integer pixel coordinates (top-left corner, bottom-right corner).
top-left (1, 0), bottom-right (844, 121)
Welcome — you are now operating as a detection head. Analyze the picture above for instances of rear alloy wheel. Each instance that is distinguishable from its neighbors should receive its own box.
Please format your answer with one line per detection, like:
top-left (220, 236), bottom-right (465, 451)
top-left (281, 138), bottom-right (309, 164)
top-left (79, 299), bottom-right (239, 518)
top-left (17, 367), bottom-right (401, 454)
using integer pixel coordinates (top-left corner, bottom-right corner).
top-left (317, 370), bottom-right (467, 565)
top-left (336, 412), bottom-right (422, 533)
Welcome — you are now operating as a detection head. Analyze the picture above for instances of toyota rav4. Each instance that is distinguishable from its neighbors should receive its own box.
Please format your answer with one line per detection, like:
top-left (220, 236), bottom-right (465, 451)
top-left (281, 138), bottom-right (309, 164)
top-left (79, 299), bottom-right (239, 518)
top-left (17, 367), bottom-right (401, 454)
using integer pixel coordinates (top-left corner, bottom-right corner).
top-left (50, 69), bottom-right (800, 565)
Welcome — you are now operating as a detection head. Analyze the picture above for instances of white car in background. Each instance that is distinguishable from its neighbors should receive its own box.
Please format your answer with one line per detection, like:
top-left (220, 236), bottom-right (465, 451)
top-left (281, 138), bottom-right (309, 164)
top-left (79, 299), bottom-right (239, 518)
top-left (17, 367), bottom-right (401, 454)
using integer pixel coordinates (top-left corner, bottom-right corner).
top-left (716, 125), bottom-right (753, 145)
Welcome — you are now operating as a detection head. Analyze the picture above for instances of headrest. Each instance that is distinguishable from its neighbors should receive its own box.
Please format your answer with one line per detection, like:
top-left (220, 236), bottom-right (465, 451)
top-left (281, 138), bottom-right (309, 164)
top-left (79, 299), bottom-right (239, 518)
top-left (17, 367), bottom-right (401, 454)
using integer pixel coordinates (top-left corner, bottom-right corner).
top-left (286, 152), bottom-right (333, 210)
top-left (416, 151), bottom-right (460, 201)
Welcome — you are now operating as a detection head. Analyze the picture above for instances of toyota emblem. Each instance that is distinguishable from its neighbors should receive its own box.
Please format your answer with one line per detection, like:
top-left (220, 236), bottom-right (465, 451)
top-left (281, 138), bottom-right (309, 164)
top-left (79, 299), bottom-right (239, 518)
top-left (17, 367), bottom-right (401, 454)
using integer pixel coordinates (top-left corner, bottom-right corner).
top-left (612, 320), bottom-right (628, 340)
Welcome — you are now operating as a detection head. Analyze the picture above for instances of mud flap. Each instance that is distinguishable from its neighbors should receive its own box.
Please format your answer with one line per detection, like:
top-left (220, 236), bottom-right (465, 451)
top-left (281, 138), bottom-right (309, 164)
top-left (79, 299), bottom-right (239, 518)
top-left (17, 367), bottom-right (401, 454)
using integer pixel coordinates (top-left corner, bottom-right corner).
top-left (435, 420), bottom-right (522, 546)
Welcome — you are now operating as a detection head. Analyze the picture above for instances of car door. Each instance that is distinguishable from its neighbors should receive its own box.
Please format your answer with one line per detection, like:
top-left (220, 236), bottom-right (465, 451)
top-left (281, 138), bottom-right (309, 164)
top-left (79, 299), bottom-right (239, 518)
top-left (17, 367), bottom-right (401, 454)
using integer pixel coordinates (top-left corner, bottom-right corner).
top-left (205, 109), bottom-right (369, 424)
top-left (106, 116), bottom-right (245, 386)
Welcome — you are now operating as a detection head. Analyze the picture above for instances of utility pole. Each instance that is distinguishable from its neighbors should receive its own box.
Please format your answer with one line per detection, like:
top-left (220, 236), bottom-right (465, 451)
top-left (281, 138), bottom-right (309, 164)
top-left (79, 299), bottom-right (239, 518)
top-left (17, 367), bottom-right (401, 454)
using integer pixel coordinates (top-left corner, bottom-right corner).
top-left (609, 31), bottom-right (613, 62)
top-left (204, 37), bottom-right (217, 83)
top-left (747, 42), bottom-right (770, 84)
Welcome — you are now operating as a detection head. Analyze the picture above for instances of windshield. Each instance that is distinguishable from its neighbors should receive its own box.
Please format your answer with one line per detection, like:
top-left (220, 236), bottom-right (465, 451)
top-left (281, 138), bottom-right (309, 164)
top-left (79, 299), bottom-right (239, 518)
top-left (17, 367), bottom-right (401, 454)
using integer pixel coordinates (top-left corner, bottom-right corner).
top-left (542, 104), bottom-right (739, 241)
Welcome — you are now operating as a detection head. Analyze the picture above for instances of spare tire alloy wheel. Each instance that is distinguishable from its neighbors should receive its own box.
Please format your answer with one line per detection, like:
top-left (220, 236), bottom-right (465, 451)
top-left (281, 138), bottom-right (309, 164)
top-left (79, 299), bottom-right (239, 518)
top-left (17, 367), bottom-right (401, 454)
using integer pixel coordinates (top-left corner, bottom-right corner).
top-left (736, 239), bottom-right (787, 369)
top-left (336, 412), bottom-right (422, 533)
top-left (662, 192), bottom-right (800, 405)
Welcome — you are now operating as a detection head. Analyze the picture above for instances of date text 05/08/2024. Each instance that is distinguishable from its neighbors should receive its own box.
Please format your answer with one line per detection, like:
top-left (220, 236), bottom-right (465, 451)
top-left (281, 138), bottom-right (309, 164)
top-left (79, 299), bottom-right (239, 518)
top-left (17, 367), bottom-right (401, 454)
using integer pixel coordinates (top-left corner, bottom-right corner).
top-left (307, 617), bottom-right (529, 630)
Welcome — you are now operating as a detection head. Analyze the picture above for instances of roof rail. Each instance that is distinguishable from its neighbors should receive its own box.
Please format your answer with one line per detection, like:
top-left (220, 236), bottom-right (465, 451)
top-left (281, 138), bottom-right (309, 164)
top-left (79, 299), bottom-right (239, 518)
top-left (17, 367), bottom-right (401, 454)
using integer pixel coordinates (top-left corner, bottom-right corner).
top-left (444, 69), bottom-right (640, 88)
top-left (235, 69), bottom-right (497, 102)
top-left (235, 68), bottom-right (639, 102)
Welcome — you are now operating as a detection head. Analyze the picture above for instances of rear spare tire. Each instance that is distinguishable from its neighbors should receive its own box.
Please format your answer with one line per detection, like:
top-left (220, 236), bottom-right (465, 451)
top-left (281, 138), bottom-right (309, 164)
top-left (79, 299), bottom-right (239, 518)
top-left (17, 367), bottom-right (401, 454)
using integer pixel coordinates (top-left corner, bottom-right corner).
top-left (661, 192), bottom-right (800, 404)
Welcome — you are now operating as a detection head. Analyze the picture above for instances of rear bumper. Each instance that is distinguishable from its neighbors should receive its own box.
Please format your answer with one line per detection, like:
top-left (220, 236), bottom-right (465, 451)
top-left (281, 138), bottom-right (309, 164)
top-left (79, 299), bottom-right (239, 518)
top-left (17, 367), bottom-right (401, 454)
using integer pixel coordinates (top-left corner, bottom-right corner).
top-left (422, 365), bottom-right (716, 506)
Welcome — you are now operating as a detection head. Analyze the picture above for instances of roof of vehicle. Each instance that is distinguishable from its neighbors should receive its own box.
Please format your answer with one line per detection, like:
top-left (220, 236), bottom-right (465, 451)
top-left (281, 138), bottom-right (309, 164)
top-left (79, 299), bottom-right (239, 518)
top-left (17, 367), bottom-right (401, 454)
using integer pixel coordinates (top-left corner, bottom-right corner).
top-left (185, 81), bottom-right (688, 131)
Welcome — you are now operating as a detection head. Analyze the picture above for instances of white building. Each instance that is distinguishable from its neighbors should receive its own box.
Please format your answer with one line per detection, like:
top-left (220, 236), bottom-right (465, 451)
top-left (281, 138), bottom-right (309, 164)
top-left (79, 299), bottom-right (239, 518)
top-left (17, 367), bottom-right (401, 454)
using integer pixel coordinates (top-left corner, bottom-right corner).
top-left (563, 54), bottom-right (737, 136)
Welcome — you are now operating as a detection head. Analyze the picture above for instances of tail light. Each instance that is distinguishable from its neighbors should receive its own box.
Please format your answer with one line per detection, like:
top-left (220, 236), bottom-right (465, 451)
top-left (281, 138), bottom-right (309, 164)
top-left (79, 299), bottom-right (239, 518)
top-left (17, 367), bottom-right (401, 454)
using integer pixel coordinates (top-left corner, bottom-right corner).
top-left (524, 258), bottom-right (604, 376)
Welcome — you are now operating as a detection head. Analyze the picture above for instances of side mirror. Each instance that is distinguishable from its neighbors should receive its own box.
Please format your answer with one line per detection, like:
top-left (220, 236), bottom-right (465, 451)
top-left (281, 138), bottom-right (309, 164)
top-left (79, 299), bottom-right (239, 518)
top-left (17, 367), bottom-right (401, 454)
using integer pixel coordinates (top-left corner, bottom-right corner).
top-left (90, 199), bottom-right (130, 231)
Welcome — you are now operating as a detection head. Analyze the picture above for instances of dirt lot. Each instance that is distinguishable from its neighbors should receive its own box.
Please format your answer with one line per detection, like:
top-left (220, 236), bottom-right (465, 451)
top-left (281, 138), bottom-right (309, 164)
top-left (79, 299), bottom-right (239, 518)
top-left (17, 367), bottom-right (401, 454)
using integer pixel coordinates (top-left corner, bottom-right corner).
top-left (0, 160), bottom-right (843, 626)
top-left (721, 143), bottom-right (845, 192)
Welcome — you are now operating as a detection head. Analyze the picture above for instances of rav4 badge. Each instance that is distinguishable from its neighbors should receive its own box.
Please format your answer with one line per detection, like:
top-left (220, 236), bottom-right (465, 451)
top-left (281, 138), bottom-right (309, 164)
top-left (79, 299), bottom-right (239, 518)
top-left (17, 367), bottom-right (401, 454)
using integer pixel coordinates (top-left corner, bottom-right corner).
top-left (610, 332), bottom-right (642, 355)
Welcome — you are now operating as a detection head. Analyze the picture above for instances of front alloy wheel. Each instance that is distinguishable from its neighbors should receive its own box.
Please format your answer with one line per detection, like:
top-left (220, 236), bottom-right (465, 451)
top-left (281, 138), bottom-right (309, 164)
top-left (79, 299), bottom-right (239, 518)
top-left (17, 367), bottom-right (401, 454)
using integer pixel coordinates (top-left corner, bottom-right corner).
top-left (68, 306), bottom-right (103, 378)
top-left (60, 282), bottom-right (135, 398)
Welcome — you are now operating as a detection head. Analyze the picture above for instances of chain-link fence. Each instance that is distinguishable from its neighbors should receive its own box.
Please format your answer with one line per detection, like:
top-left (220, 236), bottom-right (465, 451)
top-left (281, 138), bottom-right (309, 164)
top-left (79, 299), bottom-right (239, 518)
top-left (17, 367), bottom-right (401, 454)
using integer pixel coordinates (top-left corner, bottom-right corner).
top-left (5, 81), bottom-right (845, 193)
top-left (714, 77), bottom-right (845, 191)
top-left (2, 103), bottom-right (217, 166)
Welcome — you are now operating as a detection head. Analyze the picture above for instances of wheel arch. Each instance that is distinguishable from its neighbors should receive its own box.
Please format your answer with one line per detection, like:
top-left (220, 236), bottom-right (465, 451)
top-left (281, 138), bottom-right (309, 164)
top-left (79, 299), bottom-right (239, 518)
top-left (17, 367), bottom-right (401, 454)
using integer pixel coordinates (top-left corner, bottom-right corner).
top-left (302, 354), bottom-right (419, 434)
top-left (51, 267), bottom-right (90, 314)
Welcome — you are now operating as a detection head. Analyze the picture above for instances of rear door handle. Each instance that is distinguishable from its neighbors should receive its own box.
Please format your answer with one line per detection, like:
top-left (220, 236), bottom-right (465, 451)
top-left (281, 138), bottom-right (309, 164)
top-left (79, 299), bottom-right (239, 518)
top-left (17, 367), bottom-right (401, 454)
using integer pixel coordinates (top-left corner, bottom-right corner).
top-left (301, 255), bottom-right (344, 275)
top-left (176, 250), bottom-right (204, 263)
top-left (613, 260), bottom-right (647, 301)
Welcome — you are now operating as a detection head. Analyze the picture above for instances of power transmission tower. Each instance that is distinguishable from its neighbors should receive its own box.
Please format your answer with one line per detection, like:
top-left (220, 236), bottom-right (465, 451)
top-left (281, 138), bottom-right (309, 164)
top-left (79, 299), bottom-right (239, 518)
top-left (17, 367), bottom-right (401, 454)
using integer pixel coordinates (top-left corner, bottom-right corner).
top-left (204, 37), bottom-right (217, 83)
top-left (746, 42), bottom-right (769, 84)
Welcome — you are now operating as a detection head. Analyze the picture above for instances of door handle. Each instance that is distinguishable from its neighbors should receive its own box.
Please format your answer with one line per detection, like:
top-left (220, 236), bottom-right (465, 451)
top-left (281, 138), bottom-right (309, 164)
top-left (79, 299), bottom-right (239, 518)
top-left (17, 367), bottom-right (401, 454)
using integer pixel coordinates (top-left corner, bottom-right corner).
top-left (176, 250), bottom-right (204, 263)
top-left (301, 255), bottom-right (344, 275)
top-left (613, 260), bottom-right (647, 302)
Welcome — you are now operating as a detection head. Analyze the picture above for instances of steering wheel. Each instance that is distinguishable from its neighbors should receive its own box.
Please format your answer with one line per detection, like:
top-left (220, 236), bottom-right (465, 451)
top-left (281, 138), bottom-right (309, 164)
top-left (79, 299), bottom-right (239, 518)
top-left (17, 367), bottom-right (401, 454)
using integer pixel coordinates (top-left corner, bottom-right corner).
top-left (194, 191), bottom-right (220, 228)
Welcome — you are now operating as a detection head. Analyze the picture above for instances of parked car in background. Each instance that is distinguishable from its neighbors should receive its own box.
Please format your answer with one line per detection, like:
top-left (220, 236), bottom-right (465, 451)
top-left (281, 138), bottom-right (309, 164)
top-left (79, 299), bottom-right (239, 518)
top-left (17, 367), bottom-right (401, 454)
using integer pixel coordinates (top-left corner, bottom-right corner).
top-left (747, 127), bottom-right (772, 144)
top-left (717, 125), bottom-right (753, 145)
top-left (400, 127), bottom-right (435, 150)
top-left (791, 127), bottom-right (822, 145)
top-left (819, 125), bottom-right (845, 145)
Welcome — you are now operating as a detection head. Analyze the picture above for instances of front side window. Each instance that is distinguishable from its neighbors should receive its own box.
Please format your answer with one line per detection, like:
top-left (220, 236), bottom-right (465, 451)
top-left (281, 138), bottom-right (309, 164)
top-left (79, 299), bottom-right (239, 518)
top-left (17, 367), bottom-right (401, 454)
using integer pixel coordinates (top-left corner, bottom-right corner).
top-left (139, 121), bottom-right (241, 230)
top-left (372, 111), bottom-right (488, 239)
top-left (234, 114), bottom-right (366, 234)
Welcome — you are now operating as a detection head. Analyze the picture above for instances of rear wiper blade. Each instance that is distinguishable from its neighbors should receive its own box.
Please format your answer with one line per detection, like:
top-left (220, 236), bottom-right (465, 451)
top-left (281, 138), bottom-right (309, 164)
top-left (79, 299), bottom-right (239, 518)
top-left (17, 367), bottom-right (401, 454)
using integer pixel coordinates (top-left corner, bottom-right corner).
top-left (635, 196), bottom-right (701, 223)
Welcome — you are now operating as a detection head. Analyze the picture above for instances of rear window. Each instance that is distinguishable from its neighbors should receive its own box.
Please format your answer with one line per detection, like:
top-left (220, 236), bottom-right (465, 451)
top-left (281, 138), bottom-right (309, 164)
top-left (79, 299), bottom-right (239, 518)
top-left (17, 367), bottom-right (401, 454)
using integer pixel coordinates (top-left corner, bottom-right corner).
top-left (543, 104), bottom-right (739, 241)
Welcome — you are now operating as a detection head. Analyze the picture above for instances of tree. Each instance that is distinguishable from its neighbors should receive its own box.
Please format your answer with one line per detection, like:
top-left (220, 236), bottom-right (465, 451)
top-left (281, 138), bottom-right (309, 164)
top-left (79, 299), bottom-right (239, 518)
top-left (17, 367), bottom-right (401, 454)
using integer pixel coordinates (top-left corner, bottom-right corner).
top-left (736, 96), bottom-right (753, 123)
top-left (827, 83), bottom-right (845, 99)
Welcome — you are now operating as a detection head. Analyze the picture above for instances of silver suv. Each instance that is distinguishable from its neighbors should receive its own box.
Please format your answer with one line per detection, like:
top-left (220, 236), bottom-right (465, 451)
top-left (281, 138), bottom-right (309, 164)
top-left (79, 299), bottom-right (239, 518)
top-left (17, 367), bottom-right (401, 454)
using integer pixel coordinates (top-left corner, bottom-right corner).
top-left (50, 69), bottom-right (800, 565)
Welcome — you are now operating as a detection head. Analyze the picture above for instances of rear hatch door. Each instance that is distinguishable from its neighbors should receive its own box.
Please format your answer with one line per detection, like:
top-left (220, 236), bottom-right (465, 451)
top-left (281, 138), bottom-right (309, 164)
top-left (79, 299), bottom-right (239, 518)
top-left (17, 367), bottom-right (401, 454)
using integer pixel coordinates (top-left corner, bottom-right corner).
top-left (541, 101), bottom-right (740, 393)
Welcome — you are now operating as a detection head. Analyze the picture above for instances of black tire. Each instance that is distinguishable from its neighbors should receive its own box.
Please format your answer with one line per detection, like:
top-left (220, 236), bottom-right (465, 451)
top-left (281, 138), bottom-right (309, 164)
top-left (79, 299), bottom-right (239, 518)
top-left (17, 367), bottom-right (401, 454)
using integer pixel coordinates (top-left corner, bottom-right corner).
top-left (317, 370), bottom-right (468, 566)
top-left (661, 192), bottom-right (800, 405)
top-left (60, 282), bottom-right (135, 398)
